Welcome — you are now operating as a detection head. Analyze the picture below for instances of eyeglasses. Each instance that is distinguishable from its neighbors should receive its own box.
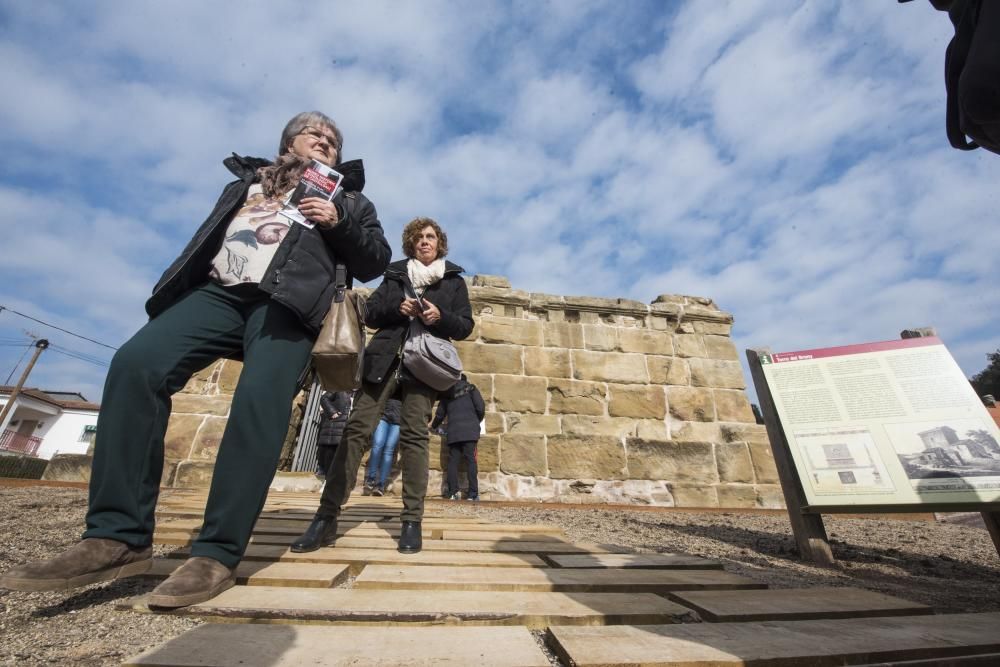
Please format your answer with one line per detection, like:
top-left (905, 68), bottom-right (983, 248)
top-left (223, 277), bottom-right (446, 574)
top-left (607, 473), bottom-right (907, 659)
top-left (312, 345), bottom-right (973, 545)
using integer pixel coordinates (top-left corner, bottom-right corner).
top-left (298, 126), bottom-right (339, 151)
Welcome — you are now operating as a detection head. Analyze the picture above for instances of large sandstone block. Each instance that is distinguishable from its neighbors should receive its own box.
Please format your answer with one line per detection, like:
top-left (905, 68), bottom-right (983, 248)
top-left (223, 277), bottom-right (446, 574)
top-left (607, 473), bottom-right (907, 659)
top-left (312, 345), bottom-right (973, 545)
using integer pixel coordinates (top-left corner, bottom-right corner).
top-left (721, 423), bottom-right (771, 446)
top-left (704, 335), bottom-right (740, 361)
top-left (493, 375), bottom-right (548, 414)
top-left (547, 436), bottom-right (627, 480)
top-left (572, 350), bottom-right (649, 384)
top-left (582, 325), bottom-right (617, 351)
top-left (646, 356), bottom-right (689, 386)
top-left (667, 386), bottom-right (716, 422)
top-left (669, 483), bottom-right (719, 508)
top-left (163, 414), bottom-right (203, 461)
top-left (479, 317), bottom-right (543, 347)
top-left (608, 384), bottom-right (667, 419)
top-left (689, 358), bottom-right (746, 390)
top-left (670, 421), bottom-right (723, 443)
top-left (673, 334), bottom-right (707, 358)
top-left (749, 442), bottom-right (780, 484)
top-left (477, 434), bottom-right (499, 472)
top-left (190, 416), bottom-right (228, 461)
top-left (499, 434), bottom-right (547, 476)
top-left (218, 360), bottom-right (243, 394)
top-left (455, 342), bottom-right (522, 375)
top-left (755, 484), bottom-right (786, 508)
top-left (524, 347), bottom-right (570, 378)
top-left (171, 394), bottom-right (232, 417)
top-left (618, 329), bottom-right (674, 355)
top-left (715, 443), bottom-right (755, 483)
top-left (543, 322), bottom-right (583, 349)
top-left (547, 379), bottom-right (606, 416)
top-left (716, 484), bottom-right (758, 508)
top-left (484, 412), bottom-right (504, 434)
top-left (693, 320), bottom-right (733, 336)
top-left (625, 439), bottom-right (719, 484)
top-left (714, 389), bottom-right (756, 423)
top-left (465, 373), bottom-right (493, 401)
top-left (173, 461), bottom-right (216, 488)
top-left (506, 413), bottom-right (561, 435)
top-left (561, 415), bottom-right (636, 438)
top-left (635, 419), bottom-right (669, 440)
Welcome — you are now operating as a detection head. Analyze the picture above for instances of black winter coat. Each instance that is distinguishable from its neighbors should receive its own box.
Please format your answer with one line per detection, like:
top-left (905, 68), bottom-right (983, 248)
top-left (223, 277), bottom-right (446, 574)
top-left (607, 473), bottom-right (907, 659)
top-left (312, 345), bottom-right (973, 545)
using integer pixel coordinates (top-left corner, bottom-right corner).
top-left (145, 155), bottom-right (391, 334)
top-left (317, 391), bottom-right (350, 448)
top-left (362, 259), bottom-right (474, 385)
top-left (431, 378), bottom-right (485, 445)
top-left (381, 398), bottom-right (402, 425)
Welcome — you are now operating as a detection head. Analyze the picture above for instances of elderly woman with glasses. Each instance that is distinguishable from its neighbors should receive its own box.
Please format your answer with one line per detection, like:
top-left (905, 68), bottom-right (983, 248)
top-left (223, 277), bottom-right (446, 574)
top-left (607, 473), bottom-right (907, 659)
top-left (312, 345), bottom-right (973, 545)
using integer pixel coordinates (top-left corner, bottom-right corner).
top-left (0, 111), bottom-right (390, 608)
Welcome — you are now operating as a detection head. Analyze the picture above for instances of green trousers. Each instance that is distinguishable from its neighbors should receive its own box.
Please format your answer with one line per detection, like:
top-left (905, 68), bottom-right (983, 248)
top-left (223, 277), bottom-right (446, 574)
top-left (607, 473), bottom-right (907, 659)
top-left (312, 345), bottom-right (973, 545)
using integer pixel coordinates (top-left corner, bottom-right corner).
top-left (319, 365), bottom-right (437, 522)
top-left (84, 282), bottom-right (314, 567)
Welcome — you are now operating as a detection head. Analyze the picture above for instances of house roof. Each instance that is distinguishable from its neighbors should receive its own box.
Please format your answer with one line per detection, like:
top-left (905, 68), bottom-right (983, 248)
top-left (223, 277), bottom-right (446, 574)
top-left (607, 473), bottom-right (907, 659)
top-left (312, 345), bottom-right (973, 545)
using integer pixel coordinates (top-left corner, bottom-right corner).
top-left (0, 386), bottom-right (100, 411)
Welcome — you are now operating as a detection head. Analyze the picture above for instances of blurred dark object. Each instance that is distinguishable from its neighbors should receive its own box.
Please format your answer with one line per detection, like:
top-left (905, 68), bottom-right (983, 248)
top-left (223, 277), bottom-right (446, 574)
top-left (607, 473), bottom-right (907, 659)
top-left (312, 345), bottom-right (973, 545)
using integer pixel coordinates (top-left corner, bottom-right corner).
top-left (901, 0), bottom-right (1000, 154)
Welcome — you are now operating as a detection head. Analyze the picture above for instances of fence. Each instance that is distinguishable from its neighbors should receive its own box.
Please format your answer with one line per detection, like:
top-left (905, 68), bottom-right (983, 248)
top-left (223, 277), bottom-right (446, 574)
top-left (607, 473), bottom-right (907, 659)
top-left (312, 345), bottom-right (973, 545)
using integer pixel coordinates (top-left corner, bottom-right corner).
top-left (0, 429), bottom-right (42, 457)
top-left (0, 454), bottom-right (48, 479)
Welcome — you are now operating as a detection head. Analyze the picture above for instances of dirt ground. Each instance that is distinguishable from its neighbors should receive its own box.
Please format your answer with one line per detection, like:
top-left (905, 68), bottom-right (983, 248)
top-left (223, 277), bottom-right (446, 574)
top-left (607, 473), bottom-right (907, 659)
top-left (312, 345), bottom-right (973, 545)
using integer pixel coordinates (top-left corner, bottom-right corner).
top-left (1, 485), bottom-right (998, 666)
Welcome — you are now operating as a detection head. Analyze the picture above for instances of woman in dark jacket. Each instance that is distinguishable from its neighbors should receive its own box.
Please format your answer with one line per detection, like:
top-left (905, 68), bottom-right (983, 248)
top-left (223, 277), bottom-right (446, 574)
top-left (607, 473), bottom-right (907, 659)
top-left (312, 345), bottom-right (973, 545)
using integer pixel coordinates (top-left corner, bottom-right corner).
top-left (431, 375), bottom-right (485, 501)
top-left (0, 111), bottom-right (390, 609)
top-left (316, 391), bottom-right (351, 476)
top-left (292, 217), bottom-right (473, 555)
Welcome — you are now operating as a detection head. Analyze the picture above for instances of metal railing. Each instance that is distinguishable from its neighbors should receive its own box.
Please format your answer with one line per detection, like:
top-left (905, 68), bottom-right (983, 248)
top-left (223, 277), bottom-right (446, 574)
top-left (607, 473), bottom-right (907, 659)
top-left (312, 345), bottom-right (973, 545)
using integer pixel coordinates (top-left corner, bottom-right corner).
top-left (0, 429), bottom-right (42, 457)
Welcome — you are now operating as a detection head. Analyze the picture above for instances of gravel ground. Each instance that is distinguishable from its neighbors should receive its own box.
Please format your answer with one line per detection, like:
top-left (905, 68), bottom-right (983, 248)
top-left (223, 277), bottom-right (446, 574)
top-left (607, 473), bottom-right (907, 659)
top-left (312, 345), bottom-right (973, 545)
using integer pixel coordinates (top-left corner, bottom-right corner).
top-left (1, 485), bottom-right (999, 666)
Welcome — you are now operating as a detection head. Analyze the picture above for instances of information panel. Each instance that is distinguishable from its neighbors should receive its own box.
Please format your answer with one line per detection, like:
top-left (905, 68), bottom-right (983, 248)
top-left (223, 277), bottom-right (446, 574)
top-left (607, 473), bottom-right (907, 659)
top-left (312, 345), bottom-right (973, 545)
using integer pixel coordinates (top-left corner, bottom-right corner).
top-left (760, 336), bottom-right (1000, 507)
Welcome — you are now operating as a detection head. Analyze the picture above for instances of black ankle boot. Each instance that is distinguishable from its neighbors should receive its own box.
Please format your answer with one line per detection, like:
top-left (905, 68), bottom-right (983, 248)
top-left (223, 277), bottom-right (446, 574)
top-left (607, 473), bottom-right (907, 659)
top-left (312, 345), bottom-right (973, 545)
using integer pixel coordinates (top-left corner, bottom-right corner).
top-left (290, 516), bottom-right (338, 553)
top-left (397, 521), bottom-right (422, 554)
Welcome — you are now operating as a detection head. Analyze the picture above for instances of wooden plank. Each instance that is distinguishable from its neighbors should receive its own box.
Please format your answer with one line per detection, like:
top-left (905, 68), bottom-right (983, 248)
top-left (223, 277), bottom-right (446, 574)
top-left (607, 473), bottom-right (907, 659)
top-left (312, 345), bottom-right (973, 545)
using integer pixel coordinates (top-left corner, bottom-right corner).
top-left (439, 530), bottom-right (567, 542)
top-left (747, 347), bottom-right (836, 566)
top-left (127, 586), bottom-right (696, 627)
top-left (166, 544), bottom-right (547, 572)
top-left (547, 553), bottom-right (723, 569)
top-left (354, 565), bottom-right (764, 593)
top-left (157, 532), bottom-right (616, 554)
top-left (125, 624), bottom-right (551, 666)
top-left (547, 612), bottom-right (1000, 666)
top-left (142, 559), bottom-right (349, 588)
top-left (670, 587), bottom-right (931, 621)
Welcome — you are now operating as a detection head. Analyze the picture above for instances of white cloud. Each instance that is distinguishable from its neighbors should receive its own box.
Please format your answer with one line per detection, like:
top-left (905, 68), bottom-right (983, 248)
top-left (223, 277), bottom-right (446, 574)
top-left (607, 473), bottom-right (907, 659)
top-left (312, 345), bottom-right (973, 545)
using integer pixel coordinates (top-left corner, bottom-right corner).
top-left (1, 0), bottom-right (998, 408)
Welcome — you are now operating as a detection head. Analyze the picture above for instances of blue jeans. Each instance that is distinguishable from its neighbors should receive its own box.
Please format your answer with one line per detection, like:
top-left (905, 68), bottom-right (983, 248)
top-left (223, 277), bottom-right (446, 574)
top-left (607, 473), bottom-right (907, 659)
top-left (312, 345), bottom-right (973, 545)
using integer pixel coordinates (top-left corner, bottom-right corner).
top-left (365, 419), bottom-right (400, 487)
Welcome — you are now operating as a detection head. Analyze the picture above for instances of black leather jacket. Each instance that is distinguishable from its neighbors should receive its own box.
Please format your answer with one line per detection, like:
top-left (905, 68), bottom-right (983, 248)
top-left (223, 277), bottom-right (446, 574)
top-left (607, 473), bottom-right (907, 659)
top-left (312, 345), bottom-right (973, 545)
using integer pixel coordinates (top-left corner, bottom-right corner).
top-left (144, 154), bottom-right (391, 334)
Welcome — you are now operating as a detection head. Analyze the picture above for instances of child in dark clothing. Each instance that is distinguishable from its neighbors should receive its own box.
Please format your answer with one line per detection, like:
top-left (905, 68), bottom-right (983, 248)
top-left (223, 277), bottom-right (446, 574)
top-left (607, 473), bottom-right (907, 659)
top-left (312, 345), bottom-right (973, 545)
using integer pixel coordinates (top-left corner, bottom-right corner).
top-left (431, 375), bottom-right (485, 500)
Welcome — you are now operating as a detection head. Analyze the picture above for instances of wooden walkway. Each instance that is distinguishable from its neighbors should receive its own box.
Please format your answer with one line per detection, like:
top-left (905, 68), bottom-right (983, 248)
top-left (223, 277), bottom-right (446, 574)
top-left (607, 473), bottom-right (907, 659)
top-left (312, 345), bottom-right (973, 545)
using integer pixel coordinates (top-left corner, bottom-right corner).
top-left (123, 489), bottom-right (1000, 666)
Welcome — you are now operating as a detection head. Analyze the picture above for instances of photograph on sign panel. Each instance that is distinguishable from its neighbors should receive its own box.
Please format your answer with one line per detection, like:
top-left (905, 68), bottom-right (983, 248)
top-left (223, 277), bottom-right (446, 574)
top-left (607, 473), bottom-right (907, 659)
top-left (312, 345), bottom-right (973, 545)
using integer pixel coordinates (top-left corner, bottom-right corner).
top-left (792, 426), bottom-right (897, 495)
top-left (883, 418), bottom-right (1000, 493)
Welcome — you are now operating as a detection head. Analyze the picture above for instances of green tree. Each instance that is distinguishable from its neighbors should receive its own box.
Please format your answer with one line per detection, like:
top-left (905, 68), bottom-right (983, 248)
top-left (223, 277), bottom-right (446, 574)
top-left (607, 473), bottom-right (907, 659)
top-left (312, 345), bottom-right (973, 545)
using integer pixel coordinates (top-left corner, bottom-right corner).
top-left (970, 349), bottom-right (1000, 400)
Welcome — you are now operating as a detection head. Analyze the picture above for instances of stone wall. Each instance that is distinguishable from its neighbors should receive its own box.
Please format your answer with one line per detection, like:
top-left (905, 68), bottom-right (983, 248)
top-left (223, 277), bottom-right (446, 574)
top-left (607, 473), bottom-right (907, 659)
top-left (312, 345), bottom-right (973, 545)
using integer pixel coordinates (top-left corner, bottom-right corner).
top-left (157, 275), bottom-right (780, 509)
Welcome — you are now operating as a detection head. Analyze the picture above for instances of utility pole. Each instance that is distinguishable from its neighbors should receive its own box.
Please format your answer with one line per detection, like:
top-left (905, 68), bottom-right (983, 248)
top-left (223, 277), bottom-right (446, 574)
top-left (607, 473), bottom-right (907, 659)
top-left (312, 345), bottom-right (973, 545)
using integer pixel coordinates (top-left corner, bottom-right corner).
top-left (0, 338), bottom-right (49, 428)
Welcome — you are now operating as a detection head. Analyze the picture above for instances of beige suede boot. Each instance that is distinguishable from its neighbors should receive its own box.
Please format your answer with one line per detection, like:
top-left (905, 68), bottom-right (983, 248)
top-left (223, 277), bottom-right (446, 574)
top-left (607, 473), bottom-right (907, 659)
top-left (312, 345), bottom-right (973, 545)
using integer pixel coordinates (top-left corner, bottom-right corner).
top-left (0, 538), bottom-right (152, 592)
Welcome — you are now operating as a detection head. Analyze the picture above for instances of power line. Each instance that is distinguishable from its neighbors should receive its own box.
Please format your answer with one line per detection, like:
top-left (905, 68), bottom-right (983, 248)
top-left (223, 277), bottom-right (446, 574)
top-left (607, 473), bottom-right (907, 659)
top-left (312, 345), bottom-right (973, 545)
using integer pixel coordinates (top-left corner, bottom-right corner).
top-left (48, 343), bottom-right (112, 367)
top-left (0, 305), bottom-right (118, 351)
top-left (48, 347), bottom-right (110, 368)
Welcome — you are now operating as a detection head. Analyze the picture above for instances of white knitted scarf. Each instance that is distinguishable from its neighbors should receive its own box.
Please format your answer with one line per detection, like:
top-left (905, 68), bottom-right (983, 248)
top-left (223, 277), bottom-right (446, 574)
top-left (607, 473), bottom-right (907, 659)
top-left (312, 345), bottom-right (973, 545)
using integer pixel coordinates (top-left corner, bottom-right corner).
top-left (407, 258), bottom-right (446, 295)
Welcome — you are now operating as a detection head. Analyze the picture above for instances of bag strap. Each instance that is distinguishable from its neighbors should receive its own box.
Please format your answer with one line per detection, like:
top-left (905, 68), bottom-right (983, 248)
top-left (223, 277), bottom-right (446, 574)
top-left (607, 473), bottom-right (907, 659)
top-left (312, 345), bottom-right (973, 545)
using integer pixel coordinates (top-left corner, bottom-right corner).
top-left (334, 262), bottom-right (348, 304)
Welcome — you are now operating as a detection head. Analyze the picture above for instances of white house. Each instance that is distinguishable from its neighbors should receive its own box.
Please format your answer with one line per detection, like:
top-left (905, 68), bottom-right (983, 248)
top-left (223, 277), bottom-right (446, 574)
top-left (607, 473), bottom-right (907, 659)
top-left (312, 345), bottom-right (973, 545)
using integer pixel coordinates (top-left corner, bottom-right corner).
top-left (0, 387), bottom-right (100, 460)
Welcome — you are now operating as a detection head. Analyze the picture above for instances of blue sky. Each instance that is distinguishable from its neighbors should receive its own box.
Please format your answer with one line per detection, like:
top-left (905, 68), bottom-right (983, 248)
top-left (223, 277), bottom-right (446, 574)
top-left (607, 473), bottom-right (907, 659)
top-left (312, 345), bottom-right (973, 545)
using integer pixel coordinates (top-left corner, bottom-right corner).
top-left (1, 1), bottom-right (998, 404)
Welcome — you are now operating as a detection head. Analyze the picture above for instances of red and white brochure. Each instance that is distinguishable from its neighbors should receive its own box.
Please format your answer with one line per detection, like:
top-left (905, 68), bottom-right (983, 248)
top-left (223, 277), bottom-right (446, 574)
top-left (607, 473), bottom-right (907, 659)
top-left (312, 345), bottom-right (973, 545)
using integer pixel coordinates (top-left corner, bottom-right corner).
top-left (279, 160), bottom-right (343, 228)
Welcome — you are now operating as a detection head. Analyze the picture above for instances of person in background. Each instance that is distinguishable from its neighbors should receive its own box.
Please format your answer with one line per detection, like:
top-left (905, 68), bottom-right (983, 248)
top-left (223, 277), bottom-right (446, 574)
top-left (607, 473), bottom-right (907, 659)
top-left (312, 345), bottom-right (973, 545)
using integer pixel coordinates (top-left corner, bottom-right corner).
top-left (316, 391), bottom-right (351, 478)
top-left (432, 375), bottom-right (485, 501)
top-left (0, 111), bottom-right (390, 608)
top-left (291, 216), bottom-right (473, 555)
top-left (363, 397), bottom-right (402, 496)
